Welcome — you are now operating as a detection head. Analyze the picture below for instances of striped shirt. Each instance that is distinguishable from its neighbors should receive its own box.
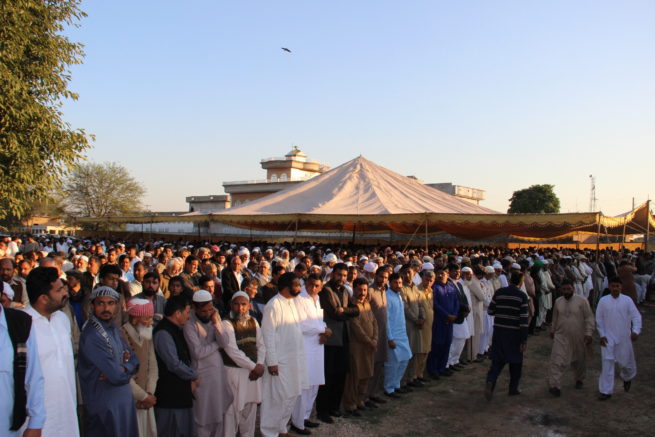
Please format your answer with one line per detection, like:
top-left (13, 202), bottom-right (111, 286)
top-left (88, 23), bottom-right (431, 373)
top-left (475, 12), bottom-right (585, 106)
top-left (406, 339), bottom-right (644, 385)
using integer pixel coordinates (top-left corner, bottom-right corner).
top-left (488, 285), bottom-right (529, 342)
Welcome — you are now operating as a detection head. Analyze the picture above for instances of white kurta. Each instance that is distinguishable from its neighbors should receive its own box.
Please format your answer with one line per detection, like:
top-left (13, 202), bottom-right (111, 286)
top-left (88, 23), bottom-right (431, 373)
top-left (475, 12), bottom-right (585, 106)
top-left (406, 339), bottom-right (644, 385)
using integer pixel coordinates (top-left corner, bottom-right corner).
top-left (596, 294), bottom-right (642, 394)
top-left (23, 307), bottom-right (79, 437)
top-left (294, 290), bottom-right (326, 386)
top-left (260, 294), bottom-right (307, 437)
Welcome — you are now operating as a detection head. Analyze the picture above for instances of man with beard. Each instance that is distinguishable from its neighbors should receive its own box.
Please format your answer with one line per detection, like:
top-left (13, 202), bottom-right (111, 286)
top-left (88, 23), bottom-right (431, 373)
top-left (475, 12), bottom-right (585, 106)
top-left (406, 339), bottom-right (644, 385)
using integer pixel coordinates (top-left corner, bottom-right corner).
top-left (1, 258), bottom-right (26, 309)
top-left (260, 272), bottom-right (307, 437)
top-left (316, 263), bottom-right (359, 422)
top-left (596, 276), bottom-right (642, 401)
top-left (23, 267), bottom-right (79, 437)
top-left (366, 267), bottom-right (389, 405)
top-left (133, 272), bottom-right (166, 325)
top-left (383, 273), bottom-right (412, 398)
top-left (154, 295), bottom-right (198, 437)
top-left (547, 279), bottom-right (595, 397)
top-left (291, 274), bottom-right (331, 433)
top-left (121, 298), bottom-right (158, 437)
top-left (427, 268), bottom-right (459, 377)
top-left (183, 290), bottom-right (233, 437)
top-left (221, 291), bottom-right (266, 437)
top-left (343, 278), bottom-right (377, 416)
top-left (78, 286), bottom-right (140, 437)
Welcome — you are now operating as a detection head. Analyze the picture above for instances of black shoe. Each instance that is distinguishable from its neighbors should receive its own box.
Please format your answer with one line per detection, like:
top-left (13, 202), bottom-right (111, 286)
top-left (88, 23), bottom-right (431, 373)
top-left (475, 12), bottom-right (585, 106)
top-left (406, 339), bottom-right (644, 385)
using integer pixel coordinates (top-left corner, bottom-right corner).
top-left (549, 387), bottom-right (561, 397)
top-left (290, 424), bottom-right (312, 435)
top-left (364, 400), bottom-right (378, 409)
top-left (450, 365), bottom-right (461, 372)
top-left (397, 386), bottom-right (412, 393)
top-left (484, 381), bottom-right (494, 401)
top-left (598, 393), bottom-right (612, 401)
top-left (329, 409), bottom-right (342, 418)
top-left (575, 380), bottom-right (583, 389)
top-left (343, 409), bottom-right (361, 418)
top-left (508, 389), bottom-right (521, 396)
top-left (418, 377), bottom-right (430, 383)
top-left (384, 391), bottom-right (401, 399)
top-left (317, 414), bottom-right (334, 424)
top-left (369, 396), bottom-right (387, 404)
top-left (304, 420), bottom-right (320, 428)
top-left (624, 380), bottom-right (632, 392)
top-left (429, 373), bottom-right (440, 380)
top-left (442, 369), bottom-right (453, 376)
top-left (408, 380), bottom-right (424, 388)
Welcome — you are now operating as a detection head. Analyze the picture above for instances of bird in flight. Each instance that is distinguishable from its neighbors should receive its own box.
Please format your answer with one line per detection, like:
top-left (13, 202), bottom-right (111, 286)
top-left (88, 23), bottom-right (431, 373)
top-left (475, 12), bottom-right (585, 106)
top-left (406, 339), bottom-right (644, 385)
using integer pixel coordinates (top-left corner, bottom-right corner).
top-left (281, 47), bottom-right (292, 53)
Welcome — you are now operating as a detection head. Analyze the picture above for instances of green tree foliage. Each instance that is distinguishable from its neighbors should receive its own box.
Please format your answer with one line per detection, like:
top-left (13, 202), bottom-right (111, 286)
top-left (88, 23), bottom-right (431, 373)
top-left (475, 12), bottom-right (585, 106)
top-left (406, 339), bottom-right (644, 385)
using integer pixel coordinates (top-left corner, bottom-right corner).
top-left (0, 0), bottom-right (92, 220)
top-left (62, 162), bottom-right (146, 220)
top-left (508, 184), bottom-right (561, 214)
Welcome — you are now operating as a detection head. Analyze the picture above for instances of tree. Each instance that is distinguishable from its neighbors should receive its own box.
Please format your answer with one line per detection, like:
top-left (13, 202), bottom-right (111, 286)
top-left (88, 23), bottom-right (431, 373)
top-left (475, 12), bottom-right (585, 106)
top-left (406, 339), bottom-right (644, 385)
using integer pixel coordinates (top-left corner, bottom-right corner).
top-left (62, 162), bottom-right (146, 221)
top-left (508, 184), bottom-right (561, 214)
top-left (0, 0), bottom-right (92, 220)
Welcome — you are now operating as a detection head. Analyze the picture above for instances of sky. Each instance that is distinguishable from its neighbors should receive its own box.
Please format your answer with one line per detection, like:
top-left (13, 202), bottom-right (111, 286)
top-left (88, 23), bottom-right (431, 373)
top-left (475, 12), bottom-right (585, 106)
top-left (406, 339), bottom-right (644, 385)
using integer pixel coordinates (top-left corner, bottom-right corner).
top-left (62, 0), bottom-right (655, 215)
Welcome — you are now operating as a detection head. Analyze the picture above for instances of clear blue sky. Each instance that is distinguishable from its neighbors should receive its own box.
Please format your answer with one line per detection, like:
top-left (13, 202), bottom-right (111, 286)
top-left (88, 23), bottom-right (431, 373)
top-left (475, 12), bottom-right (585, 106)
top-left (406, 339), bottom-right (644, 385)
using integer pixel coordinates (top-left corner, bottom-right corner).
top-left (62, 0), bottom-right (655, 215)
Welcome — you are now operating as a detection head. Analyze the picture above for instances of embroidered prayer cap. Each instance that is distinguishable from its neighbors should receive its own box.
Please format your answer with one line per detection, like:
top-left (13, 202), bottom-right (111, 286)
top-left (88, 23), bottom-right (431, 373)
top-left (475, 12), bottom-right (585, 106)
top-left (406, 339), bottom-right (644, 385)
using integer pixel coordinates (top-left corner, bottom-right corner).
top-left (192, 289), bottom-right (213, 303)
top-left (127, 298), bottom-right (154, 317)
top-left (231, 291), bottom-right (250, 302)
top-left (90, 285), bottom-right (120, 302)
top-left (422, 262), bottom-right (434, 271)
top-left (461, 266), bottom-right (473, 274)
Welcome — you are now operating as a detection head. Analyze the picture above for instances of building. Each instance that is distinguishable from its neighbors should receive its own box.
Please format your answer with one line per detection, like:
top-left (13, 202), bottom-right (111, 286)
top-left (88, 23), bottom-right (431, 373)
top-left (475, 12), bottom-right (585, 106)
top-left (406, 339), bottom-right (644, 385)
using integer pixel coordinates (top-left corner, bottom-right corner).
top-left (427, 183), bottom-right (485, 205)
top-left (20, 216), bottom-right (80, 236)
top-left (186, 146), bottom-right (329, 211)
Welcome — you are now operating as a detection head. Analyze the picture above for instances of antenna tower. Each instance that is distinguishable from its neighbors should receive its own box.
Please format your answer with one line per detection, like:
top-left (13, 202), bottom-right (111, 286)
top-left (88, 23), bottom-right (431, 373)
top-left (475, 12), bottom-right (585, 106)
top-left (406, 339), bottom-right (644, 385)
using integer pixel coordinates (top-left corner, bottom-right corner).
top-left (589, 175), bottom-right (597, 211)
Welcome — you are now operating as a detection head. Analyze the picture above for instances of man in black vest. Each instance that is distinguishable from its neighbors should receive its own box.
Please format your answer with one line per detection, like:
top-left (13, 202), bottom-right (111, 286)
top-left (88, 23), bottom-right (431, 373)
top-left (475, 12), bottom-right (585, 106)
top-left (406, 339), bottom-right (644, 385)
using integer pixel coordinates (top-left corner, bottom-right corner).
top-left (153, 295), bottom-right (198, 437)
top-left (1, 286), bottom-right (45, 436)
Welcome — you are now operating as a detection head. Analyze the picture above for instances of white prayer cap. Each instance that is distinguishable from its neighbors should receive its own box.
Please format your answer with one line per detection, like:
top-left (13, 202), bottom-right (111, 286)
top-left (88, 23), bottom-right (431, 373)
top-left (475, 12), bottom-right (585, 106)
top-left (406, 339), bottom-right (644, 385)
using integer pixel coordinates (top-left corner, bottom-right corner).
top-left (422, 262), bottom-right (434, 271)
top-left (90, 286), bottom-right (120, 302)
top-left (345, 261), bottom-right (353, 267)
top-left (324, 253), bottom-right (338, 263)
top-left (363, 262), bottom-right (378, 273)
top-left (393, 264), bottom-right (402, 273)
top-left (297, 251), bottom-right (305, 257)
top-left (192, 289), bottom-right (213, 303)
top-left (79, 255), bottom-right (89, 262)
top-left (456, 256), bottom-right (463, 263)
top-left (238, 247), bottom-right (250, 256)
top-left (359, 256), bottom-right (369, 261)
top-left (231, 291), bottom-right (250, 302)
top-left (511, 263), bottom-right (521, 270)
top-left (484, 266), bottom-right (496, 274)
top-left (461, 267), bottom-right (473, 274)
top-left (492, 262), bottom-right (503, 269)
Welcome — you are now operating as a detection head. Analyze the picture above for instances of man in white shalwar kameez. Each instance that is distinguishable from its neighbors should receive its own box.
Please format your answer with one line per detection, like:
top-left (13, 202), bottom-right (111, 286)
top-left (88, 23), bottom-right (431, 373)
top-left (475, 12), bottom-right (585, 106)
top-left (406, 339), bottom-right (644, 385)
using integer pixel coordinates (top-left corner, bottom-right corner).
top-left (261, 272), bottom-right (308, 437)
top-left (221, 292), bottom-right (265, 437)
top-left (24, 267), bottom-right (79, 437)
top-left (596, 277), bottom-right (642, 400)
top-left (291, 274), bottom-right (331, 433)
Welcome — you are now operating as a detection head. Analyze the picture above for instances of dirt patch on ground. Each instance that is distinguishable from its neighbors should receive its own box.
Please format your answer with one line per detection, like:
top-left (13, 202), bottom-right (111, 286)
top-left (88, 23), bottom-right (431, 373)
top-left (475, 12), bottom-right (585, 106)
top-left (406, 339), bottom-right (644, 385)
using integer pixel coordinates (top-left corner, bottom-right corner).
top-left (307, 304), bottom-right (654, 437)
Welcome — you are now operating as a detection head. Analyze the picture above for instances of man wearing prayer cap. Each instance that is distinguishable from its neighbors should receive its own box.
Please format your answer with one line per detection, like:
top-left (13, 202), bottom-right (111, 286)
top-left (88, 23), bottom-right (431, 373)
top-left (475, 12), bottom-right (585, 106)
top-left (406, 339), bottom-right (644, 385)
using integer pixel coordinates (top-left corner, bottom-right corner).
top-left (79, 285), bottom-right (140, 437)
top-left (183, 288), bottom-right (233, 437)
top-left (362, 262), bottom-right (378, 284)
top-left (221, 291), bottom-right (266, 436)
top-left (121, 298), bottom-right (158, 437)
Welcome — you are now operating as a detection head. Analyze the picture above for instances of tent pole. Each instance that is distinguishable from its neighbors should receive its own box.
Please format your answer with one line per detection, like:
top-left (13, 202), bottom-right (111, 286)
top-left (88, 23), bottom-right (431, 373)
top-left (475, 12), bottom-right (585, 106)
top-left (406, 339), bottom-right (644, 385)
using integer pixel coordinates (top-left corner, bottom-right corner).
top-left (293, 218), bottom-right (299, 246)
top-left (646, 200), bottom-right (651, 252)
top-left (424, 215), bottom-right (428, 253)
top-left (621, 216), bottom-right (627, 251)
top-left (595, 214), bottom-right (601, 259)
top-left (351, 223), bottom-right (357, 246)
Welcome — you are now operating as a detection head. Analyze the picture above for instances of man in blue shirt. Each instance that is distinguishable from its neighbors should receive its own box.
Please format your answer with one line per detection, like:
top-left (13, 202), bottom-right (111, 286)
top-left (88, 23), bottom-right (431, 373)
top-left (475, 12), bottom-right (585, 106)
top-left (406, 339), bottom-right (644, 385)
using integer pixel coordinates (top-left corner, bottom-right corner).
top-left (427, 267), bottom-right (459, 377)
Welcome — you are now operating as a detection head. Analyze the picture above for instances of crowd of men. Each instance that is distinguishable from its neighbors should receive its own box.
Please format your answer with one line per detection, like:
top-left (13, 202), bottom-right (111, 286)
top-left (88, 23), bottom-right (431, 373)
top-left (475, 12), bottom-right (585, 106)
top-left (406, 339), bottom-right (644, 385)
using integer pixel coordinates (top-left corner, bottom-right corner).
top-left (0, 234), bottom-right (649, 436)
